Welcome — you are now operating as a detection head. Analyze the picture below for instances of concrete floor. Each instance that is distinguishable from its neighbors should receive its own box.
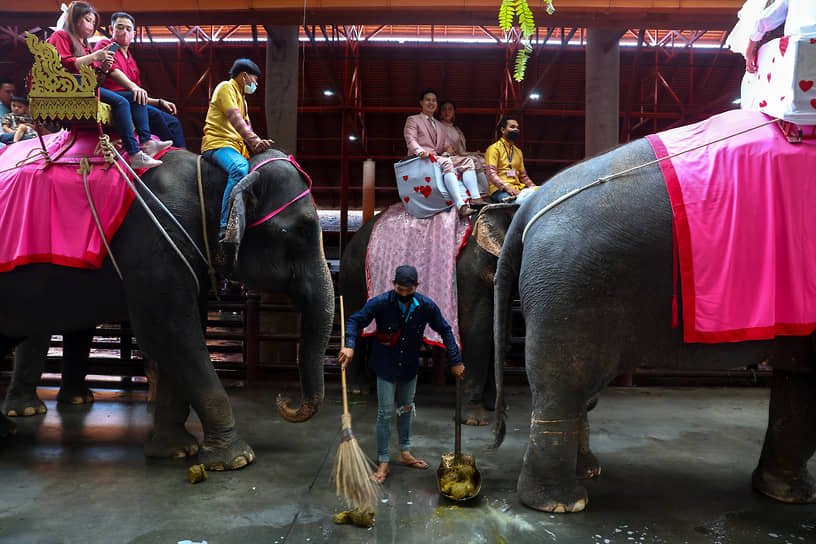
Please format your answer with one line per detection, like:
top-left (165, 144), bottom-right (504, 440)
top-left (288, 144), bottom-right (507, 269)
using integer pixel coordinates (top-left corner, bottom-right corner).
top-left (1, 383), bottom-right (815, 544)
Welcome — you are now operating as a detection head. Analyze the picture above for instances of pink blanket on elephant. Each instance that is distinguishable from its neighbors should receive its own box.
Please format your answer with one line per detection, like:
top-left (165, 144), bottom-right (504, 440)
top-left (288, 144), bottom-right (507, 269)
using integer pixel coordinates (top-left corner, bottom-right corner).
top-left (646, 109), bottom-right (816, 343)
top-left (364, 203), bottom-right (471, 347)
top-left (0, 130), bottom-right (135, 272)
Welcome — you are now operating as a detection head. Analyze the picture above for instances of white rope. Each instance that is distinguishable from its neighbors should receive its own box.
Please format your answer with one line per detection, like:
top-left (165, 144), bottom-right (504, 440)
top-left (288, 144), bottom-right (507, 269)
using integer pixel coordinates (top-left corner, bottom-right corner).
top-left (521, 117), bottom-right (780, 244)
top-left (80, 157), bottom-right (123, 280)
top-left (97, 136), bottom-right (201, 294)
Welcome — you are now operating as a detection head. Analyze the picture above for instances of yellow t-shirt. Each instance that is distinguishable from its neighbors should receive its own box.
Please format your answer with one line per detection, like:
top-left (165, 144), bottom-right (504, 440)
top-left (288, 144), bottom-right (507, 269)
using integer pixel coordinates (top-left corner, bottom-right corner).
top-left (201, 78), bottom-right (250, 158)
top-left (484, 138), bottom-right (528, 195)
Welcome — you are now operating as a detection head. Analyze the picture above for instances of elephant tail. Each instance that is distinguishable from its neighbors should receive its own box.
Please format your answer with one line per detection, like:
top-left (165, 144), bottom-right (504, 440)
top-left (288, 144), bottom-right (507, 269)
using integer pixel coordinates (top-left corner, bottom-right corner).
top-left (491, 223), bottom-right (522, 450)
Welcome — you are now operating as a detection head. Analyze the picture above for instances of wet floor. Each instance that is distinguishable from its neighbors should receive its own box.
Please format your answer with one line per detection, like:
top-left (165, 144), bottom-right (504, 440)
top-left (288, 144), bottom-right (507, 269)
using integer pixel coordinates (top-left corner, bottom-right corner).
top-left (1, 384), bottom-right (815, 543)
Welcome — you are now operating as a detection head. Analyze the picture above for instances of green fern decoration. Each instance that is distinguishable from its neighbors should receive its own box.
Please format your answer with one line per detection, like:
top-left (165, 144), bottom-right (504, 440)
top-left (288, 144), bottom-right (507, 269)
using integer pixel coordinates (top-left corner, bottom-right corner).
top-left (498, 0), bottom-right (516, 31)
top-left (517, 0), bottom-right (535, 38)
top-left (499, 0), bottom-right (556, 82)
top-left (513, 45), bottom-right (532, 82)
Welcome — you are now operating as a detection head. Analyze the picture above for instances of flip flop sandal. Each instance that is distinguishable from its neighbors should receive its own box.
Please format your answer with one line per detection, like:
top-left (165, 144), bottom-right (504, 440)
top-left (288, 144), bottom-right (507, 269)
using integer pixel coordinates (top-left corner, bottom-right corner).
top-left (398, 459), bottom-right (429, 469)
top-left (370, 471), bottom-right (388, 483)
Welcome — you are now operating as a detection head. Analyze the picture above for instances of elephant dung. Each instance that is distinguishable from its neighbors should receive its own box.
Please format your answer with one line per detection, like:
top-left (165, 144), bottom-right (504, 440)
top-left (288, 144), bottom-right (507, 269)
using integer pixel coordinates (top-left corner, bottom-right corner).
top-left (187, 464), bottom-right (208, 484)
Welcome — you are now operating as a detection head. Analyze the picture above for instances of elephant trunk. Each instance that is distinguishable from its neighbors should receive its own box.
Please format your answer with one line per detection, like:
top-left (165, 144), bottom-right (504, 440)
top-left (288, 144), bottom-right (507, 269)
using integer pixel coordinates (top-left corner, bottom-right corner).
top-left (276, 250), bottom-right (334, 423)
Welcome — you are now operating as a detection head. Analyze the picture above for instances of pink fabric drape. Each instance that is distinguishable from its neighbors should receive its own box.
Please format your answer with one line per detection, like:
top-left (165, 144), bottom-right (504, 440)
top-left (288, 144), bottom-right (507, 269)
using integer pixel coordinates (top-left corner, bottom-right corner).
top-left (0, 130), bottom-right (135, 272)
top-left (646, 109), bottom-right (816, 342)
top-left (364, 203), bottom-right (471, 347)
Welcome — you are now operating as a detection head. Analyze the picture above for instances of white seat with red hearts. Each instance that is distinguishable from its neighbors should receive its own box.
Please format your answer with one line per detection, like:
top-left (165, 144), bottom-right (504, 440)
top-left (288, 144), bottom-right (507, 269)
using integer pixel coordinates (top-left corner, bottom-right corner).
top-left (394, 156), bottom-right (458, 219)
top-left (741, 34), bottom-right (816, 125)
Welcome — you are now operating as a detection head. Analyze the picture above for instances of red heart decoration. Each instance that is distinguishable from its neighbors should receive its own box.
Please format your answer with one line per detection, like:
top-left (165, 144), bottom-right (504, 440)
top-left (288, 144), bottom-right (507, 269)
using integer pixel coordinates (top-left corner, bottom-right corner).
top-left (420, 186), bottom-right (432, 198)
top-left (402, 175), bottom-right (408, 181)
top-left (781, 96), bottom-right (786, 101)
top-left (780, 36), bottom-right (789, 56)
top-left (445, 200), bottom-right (453, 206)
top-left (413, 186), bottom-right (420, 192)
top-left (811, 98), bottom-right (816, 109)
top-left (759, 100), bottom-right (768, 107)
top-left (767, 72), bottom-right (772, 83)
top-left (403, 196), bottom-right (410, 202)
top-left (424, 177), bottom-right (431, 182)
top-left (800, 80), bottom-right (814, 92)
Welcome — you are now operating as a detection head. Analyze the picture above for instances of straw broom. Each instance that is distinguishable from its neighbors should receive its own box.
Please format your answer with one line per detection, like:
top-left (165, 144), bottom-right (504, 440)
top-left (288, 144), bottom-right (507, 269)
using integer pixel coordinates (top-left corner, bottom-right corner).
top-left (331, 296), bottom-right (380, 511)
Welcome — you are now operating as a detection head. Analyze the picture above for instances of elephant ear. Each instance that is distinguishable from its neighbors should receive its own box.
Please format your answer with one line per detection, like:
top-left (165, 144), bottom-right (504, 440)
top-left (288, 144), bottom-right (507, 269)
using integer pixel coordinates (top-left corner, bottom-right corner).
top-left (217, 171), bottom-right (260, 277)
top-left (470, 203), bottom-right (519, 257)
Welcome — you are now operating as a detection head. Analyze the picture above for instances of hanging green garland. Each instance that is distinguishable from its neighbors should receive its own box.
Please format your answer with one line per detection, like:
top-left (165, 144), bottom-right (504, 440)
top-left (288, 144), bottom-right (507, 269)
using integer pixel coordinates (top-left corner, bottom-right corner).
top-left (499, 0), bottom-right (555, 82)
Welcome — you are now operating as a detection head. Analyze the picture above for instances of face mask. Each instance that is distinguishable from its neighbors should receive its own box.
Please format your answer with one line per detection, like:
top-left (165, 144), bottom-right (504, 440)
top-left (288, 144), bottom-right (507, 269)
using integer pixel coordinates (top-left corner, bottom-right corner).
top-left (244, 77), bottom-right (257, 95)
top-left (506, 130), bottom-right (520, 142)
top-left (396, 293), bottom-right (413, 304)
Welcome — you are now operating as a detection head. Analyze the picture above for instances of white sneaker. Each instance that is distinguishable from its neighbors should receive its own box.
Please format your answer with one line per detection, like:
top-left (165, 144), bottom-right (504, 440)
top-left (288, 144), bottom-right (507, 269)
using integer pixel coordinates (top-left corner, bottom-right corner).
top-left (140, 139), bottom-right (173, 157)
top-left (129, 150), bottom-right (163, 170)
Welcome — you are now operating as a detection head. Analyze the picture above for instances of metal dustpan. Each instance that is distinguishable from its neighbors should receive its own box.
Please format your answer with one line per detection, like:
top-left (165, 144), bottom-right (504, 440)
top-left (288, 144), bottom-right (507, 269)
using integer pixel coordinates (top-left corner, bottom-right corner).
top-left (436, 378), bottom-right (481, 501)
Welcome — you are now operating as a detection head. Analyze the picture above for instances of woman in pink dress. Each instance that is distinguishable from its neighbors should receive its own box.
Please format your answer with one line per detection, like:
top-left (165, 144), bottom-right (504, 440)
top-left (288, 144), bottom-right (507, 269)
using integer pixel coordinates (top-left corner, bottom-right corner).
top-left (438, 100), bottom-right (488, 202)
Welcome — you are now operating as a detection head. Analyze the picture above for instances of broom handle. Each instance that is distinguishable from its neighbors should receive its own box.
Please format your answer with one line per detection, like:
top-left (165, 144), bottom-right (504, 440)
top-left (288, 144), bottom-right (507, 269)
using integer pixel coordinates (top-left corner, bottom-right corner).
top-left (340, 295), bottom-right (350, 418)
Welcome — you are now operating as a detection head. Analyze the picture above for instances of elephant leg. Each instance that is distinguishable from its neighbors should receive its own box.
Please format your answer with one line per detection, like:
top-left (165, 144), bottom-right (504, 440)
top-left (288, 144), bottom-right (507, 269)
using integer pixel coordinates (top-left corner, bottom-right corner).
top-left (518, 389), bottom-right (588, 512)
top-left (128, 299), bottom-right (253, 471)
top-left (576, 406), bottom-right (601, 479)
top-left (56, 329), bottom-right (95, 405)
top-left (752, 369), bottom-right (816, 503)
top-left (458, 270), bottom-right (493, 426)
top-left (143, 365), bottom-right (199, 459)
top-left (3, 334), bottom-right (50, 417)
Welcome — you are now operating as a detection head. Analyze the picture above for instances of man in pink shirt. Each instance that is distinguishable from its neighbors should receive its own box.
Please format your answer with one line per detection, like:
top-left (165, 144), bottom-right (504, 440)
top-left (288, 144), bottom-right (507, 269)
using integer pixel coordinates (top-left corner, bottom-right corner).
top-left (404, 89), bottom-right (485, 218)
top-left (94, 12), bottom-right (185, 148)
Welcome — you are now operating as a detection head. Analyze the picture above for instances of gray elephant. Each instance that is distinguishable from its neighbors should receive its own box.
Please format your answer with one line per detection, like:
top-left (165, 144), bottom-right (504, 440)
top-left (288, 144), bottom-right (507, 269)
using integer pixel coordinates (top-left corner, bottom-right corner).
top-left (3, 330), bottom-right (96, 416)
top-left (340, 203), bottom-right (517, 425)
top-left (0, 149), bottom-right (334, 471)
top-left (493, 137), bottom-right (816, 512)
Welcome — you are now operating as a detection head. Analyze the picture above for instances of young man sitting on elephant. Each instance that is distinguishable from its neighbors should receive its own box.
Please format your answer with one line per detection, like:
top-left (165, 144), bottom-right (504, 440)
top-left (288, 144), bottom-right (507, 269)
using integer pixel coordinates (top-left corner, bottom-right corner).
top-left (485, 115), bottom-right (537, 202)
top-left (201, 58), bottom-right (275, 240)
top-left (337, 265), bottom-right (465, 483)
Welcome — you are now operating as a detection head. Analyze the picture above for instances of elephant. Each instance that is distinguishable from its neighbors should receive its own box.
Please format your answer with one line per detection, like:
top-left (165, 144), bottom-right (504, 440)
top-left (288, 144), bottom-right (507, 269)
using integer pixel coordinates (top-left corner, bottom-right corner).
top-left (340, 203), bottom-right (518, 426)
top-left (492, 137), bottom-right (816, 513)
top-left (3, 330), bottom-right (97, 416)
top-left (0, 148), bottom-right (335, 471)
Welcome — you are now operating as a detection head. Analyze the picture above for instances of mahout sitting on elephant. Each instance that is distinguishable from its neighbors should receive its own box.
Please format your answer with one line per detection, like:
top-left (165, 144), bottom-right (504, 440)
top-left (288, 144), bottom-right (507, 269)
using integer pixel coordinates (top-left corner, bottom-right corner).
top-left (493, 109), bottom-right (816, 512)
top-left (0, 146), bottom-right (334, 472)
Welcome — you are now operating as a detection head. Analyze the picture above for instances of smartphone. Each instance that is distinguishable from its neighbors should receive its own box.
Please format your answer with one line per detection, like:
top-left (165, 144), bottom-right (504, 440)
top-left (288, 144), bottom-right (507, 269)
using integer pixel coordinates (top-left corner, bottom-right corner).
top-left (107, 42), bottom-right (120, 54)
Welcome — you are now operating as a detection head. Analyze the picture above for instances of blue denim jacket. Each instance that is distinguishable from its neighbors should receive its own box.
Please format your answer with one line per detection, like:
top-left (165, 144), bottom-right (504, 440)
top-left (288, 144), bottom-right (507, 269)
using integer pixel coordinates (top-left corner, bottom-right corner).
top-left (344, 290), bottom-right (463, 383)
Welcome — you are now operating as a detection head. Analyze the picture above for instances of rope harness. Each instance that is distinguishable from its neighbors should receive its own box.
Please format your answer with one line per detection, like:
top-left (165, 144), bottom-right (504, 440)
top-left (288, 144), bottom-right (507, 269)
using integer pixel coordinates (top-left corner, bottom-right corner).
top-left (520, 117), bottom-right (780, 244)
top-left (245, 155), bottom-right (313, 229)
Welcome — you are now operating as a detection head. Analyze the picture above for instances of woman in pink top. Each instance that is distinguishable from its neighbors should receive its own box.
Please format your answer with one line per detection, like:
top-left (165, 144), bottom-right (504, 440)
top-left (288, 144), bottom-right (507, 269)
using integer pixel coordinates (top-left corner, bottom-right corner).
top-left (47, 1), bottom-right (169, 169)
top-left (438, 100), bottom-right (488, 202)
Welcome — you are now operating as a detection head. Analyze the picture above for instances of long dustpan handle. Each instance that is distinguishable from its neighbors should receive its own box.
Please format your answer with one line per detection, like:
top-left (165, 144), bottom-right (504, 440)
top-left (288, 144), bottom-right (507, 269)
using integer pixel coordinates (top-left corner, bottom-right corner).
top-left (455, 373), bottom-right (461, 461)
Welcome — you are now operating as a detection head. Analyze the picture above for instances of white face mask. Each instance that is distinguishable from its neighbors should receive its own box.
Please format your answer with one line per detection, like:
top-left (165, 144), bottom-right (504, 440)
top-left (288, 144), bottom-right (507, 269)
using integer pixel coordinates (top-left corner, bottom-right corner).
top-left (244, 76), bottom-right (257, 95)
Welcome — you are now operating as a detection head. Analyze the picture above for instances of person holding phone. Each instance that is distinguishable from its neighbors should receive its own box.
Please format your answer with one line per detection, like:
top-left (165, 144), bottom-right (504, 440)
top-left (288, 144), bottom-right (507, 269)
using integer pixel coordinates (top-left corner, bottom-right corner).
top-left (94, 11), bottom-right (185, 148)
top-left (48, 2), bottom-right (167, 169)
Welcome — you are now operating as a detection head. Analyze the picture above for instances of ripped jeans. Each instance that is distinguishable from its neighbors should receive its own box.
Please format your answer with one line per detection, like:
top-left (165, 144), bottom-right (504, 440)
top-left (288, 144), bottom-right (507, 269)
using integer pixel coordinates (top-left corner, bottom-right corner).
top-left (375, 375), bottom-right (418, 463)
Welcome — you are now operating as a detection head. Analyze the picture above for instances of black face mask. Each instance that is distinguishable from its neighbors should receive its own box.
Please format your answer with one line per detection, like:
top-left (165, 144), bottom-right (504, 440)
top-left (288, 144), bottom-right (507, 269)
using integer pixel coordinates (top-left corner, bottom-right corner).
top-left (396, 293), bottom-right (414, 304)
top-left (506, 130), bottom-right (520, 142)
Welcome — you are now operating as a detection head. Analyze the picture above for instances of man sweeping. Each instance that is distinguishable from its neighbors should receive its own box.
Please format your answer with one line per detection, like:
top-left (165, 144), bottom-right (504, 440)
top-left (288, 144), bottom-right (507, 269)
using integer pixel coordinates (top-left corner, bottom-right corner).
top-left (338, 265), bottom-right (465, 483)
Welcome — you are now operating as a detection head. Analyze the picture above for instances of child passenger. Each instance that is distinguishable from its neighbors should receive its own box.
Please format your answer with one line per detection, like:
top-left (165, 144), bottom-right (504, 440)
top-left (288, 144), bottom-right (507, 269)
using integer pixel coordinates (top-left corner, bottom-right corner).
top-left (1, 96), bottom-right (37, 143)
